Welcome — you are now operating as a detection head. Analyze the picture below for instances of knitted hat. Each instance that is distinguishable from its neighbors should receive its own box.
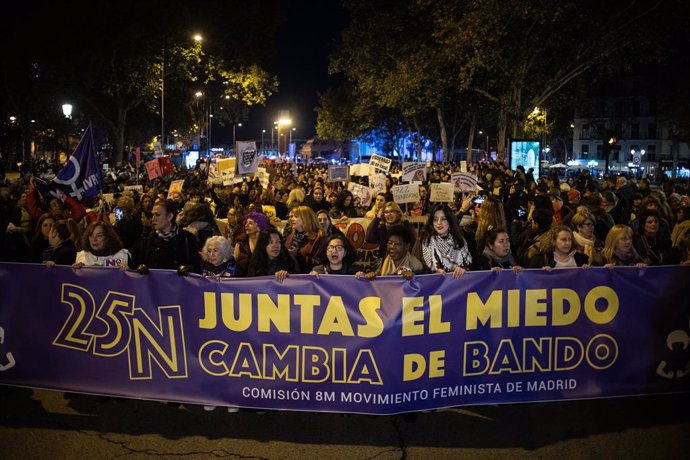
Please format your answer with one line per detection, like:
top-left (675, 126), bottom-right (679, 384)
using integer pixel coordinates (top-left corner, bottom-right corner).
top-left (567, 188), bottom-right (581, 202)
top-left (559, 183), bottom-right (571, 193)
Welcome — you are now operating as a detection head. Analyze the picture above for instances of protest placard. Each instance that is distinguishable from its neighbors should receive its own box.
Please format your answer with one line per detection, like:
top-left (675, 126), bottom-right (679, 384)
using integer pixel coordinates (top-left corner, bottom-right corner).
top-left (216, 158), bottom-right (236, 186)
top-left (402, 162), bottom-right (427, 182)
top-left (392, 183), bottom-right (420, 204)
top-left (369, 174), bottom-right (387, 195)
top-left (349, 163), bottom-right (370, 177)
top-left (256, 167), bottom-right (269, 189)
top-left (123, 185), bottom-right (143, 194)
top-left (430, 182), bottom-right (454, 202)
top-left (328, 165), bottom-right (350, 182)
top-left (347, 182), bottom-right (373, 207)
top-left (237, 141), bottom-right (259, 175)
top-left (167, 179), bottom-right (185, 199)
top-left (145, 159), bottom-right (162, 180)
top-left (368, 154), bottom-right (392, 173)
top-left (451, 172), bottom-right (479, 192)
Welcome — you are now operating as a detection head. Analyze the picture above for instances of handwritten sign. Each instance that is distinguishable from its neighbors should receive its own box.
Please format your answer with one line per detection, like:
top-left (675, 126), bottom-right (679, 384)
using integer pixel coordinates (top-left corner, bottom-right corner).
top-left (349, 163), bottom-right (370, 176)
top-left (369, 154), bottom-right (392, 173)
top-left (217, 158), bottom-right (236, 186)
top-left (430, 182), bottom-right (454, 202)
top-left (392, 183), bottom-right (420, 204)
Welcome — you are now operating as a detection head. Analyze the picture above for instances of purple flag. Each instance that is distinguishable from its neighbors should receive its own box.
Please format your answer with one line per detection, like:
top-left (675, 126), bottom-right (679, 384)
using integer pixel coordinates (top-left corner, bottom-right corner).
top-left (42, 123), bottom-right (102, 200)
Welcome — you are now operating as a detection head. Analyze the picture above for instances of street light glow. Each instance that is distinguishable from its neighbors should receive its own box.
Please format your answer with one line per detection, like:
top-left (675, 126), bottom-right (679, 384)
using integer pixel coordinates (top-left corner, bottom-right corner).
top-left (278, 118), bottom-right (292, 126)
top-left (195, 91), bottom-right (203, 98)
top-left (193, 34), bottom-right (203, 42)
top-left (62, 104), bottom-right (73, 118)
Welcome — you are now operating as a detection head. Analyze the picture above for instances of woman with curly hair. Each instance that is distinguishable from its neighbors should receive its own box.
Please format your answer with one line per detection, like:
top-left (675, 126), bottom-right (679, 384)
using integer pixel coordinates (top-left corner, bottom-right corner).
top-left (329, 190), bottom-right (359, 219)
top-left (233, 210), bottom-right (270, 277)
top-left (528, 225), bottom-right (589, 269)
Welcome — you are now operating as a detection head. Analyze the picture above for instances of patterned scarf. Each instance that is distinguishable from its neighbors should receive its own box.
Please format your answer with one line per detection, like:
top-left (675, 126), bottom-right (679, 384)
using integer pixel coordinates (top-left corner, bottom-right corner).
top-left (156, 224), bottom-right (180, 241)
top-left (422, 235), bottom-right (472, 272)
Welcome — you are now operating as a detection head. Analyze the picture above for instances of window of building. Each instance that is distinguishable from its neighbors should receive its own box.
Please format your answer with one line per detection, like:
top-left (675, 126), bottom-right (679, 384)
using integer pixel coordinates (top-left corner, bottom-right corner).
top-left (615, 100), bottom-right (624, 117)
top-left (632, 100), bottom-right (640, 117)
top-left (631, 124), bottom-right (639, 139)
top-left (582, 145), bottom-right (589, 156)
top-left (582, 124), bottom-right (590, 139)
top-left (648, 123), bottom-right (657, 139)
top-left (647, 145), bottom-right (657, 161)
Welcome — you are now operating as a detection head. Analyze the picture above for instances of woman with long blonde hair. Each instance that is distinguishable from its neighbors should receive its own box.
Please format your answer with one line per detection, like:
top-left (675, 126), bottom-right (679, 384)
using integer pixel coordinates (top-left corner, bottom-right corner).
top-left (285, 205), bottom-right (326, 273)
top-left (591, 224), bottom-right (646, 268)
top-left (474, 197), bottom-right (507, 256)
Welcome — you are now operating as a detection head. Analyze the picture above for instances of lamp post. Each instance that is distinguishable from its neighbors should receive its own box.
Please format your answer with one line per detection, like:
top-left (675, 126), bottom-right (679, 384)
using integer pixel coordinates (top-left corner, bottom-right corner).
top-left (233, 122), bottom-right (242, 148)
top-left (194, 91), bottom-right (203, 152)
top-left (277, 115), bottom-right (292, 156)
top-left (479, 130), bottom-right (489, 161)
top-left (61, 104), bottom-right (73, 164)
top-left (261, 129), bottom-right (266, 152)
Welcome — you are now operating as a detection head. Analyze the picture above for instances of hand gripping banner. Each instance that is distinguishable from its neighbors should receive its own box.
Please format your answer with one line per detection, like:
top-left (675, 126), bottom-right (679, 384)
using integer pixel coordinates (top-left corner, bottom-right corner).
top-left (0, 263), bottom-right (688, 414)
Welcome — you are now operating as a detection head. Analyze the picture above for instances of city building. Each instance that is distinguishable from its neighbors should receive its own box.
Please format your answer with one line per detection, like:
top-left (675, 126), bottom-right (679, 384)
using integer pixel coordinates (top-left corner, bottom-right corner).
top-left (571, 74), bottom-right (689, 179)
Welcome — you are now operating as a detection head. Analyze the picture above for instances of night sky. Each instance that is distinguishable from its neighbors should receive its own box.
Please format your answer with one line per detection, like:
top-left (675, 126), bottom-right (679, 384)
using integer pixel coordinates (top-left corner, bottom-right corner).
top-left (235, 0), bottom-right (348, 144)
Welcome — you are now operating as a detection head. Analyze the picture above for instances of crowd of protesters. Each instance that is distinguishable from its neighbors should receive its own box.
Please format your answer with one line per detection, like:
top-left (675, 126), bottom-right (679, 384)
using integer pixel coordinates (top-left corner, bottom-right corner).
top-left (1, 157), bottom-right (690, 283)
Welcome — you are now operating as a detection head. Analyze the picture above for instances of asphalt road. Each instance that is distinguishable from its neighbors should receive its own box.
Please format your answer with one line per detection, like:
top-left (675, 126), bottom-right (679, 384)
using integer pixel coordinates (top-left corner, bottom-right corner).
top-left (1, 387), bottom-right (688, 459)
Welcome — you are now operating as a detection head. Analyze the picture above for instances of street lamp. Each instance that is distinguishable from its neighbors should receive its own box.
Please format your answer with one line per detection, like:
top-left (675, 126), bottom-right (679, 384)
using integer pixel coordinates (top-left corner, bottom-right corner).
top-left (195, 91), bottom-right (203, 152)
top-left (290, 127), bottom-right (296, 144)
top-left (233, 122), bottom-right (242, 147)
top-left (62, 104), bottom-right (73, 119)
top-left (261, 129), bottom-right (266, 152)
top-left (162, 34), bottom-right (202, 153)
top-left (277, 115), bottom-right (292, 156)
top-left (479, 130), bottom-right (489, 161)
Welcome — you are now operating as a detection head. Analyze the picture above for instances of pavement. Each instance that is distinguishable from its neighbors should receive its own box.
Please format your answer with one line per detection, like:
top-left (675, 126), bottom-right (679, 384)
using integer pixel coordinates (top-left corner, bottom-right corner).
top-left (1, 387), bottom-right (688, 459)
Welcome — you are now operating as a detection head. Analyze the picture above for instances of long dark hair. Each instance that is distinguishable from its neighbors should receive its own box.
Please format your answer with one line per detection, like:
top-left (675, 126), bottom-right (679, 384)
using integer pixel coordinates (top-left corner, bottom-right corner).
top-left (247, 228), bottom-right (292, 276)
top-left (421, 204), bottom-right (466, 249)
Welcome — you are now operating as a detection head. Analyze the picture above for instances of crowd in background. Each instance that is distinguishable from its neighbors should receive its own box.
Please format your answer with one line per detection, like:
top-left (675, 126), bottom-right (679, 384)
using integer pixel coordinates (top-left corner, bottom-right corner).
top-left (1, 157), bottom-right (689, 282)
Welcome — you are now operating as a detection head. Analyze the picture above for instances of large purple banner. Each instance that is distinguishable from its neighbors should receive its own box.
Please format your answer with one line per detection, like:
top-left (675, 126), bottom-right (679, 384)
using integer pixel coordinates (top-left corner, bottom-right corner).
top-left (0, 262), bottom-right (688, 414)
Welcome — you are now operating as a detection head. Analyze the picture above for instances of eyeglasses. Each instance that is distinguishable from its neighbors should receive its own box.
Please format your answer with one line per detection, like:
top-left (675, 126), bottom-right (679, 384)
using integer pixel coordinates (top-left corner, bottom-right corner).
top-left (327, 245), bottom-right (345, 252)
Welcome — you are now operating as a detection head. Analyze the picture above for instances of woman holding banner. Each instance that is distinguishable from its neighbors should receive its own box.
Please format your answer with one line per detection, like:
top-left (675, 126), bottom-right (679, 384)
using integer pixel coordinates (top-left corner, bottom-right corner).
top-left (475, 227), bottom-right (522, 272)
top-left (73, 221), bottom-right (130, 269)
top-left (591, 224), bottom-right (647, 268)
top-left (528, 225), bottom-right (589, 269)
top-left (248, 227), bottom-right (299, 281)
top-left (310, 234), bottom-right (358, 276)
top-left (357, 224), bottom-right (424, 280)
top-left (415, 204), bottom-right (471, 279)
